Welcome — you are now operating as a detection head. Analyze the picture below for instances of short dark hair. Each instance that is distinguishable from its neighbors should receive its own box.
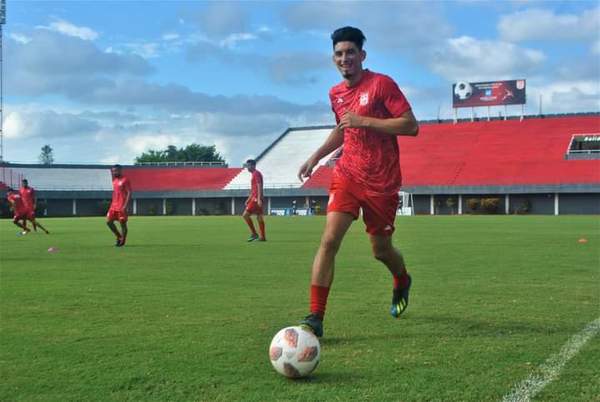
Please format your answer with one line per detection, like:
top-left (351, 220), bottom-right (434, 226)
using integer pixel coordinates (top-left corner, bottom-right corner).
top-left (22, 179), bottom-right (28, 184)
top-left (331, 26), bottom-right (366, 50)
top-left (112, 164), bottom-right (122, 170)
top-left (245, 159), bottom-right (256, 166)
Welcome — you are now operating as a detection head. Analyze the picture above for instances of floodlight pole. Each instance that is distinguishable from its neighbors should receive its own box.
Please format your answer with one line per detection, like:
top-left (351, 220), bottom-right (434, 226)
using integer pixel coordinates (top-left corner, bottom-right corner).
top-left (0, 0), bottom-right (5, 162)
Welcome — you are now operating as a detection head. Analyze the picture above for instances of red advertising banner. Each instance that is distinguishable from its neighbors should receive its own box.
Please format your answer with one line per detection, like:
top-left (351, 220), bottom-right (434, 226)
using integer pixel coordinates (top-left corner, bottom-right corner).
top-left (453, 79), bottom-right (526, 108)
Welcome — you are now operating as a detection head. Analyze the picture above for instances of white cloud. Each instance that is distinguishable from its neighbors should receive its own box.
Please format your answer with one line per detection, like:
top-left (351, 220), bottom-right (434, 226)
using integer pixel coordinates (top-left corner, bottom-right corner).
top-left (219, 32), bottom-right (257, 48)
top-left (531, 80), bottom-right (600, 114)
top-left (41, 19), bottom-right (99, 41)
top-left (498, 7), bottom-right (600, 41)
top-left (429, 36), bottom-right (546, 81)
top-left (4, 109), bottom-right (100, 140)
top-left (4, 112), bottom-right (25, 139)
top-left (10, 33), bottom-right (31, 44)
top-left (125, 134), bottom-right (185, 155)
top-left (162, 33), bottom-right (180, 41)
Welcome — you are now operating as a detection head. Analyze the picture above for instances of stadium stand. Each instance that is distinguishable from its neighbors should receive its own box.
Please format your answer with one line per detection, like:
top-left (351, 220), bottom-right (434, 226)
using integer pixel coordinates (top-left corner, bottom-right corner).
top-left (225, 126), bottom-right (338, 189)
top-left (4, 166), bottom-right (112, 190)
top-left (1, 114), bottom-right (598, 217)
top-left (302, 115), bottom-right (600, 188)
top-left (122, 167), bottom-right (242, 191)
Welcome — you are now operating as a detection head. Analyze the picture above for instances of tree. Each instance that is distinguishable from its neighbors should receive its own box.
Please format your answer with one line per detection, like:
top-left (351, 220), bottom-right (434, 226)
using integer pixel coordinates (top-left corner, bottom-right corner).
top-left (134, 144), bottom-right (226, 164)
top-left (39, 145), bottom-right (54, 165)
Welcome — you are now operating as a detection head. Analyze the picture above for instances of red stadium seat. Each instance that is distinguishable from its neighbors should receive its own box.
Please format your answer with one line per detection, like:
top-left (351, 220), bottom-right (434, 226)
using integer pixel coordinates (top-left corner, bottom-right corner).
top-left (302, 116), bottom-right (600, 189)
top-left (122, 167), bottom-right (243, 191)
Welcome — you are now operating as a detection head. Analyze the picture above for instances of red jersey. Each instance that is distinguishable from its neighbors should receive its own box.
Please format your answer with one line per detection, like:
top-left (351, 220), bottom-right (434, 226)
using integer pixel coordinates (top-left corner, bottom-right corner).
top-left (7, 192), bottom-right (28, 216)
top-left (329, 70), bottom-right (412, 195)
top-left (250, 170), bottom-right (263, 200)
top-left (19, 186), bottom-right (35, 210)
top-left (110, 176), bottom-right (132, 211)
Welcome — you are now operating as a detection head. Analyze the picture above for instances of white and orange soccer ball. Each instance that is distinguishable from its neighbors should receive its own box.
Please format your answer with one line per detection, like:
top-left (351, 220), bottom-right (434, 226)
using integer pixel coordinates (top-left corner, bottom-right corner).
top-left (269, 326), bottom-right (320, 378)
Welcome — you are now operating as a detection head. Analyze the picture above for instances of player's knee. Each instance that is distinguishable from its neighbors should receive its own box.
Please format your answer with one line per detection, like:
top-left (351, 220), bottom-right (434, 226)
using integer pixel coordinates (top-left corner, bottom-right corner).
top-left (372, 245), bottom-right (393, 262)
top-left (320, 234), bottom-right (342, 254)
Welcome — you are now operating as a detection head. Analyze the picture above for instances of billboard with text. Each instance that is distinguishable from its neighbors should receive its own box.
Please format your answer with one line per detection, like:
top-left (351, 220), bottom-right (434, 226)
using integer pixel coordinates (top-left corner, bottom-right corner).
top-left (452, 79), bottom-right (526, 108)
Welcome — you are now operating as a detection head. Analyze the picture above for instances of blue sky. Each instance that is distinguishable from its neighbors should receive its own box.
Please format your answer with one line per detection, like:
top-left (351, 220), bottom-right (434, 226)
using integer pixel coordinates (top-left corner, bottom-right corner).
top-left (4, 0), bottom-right (599, 165)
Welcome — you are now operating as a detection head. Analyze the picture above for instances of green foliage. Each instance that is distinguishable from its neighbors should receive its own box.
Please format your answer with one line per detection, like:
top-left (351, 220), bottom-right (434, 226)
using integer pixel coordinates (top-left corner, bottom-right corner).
top-left (39, 145), bottom-right (54, 165)
top-left (481, 197), bottom-right (500, 214)
top-left (467, 198), bottom-right (480, 212)
top-left (1, 216), bottom-right (598, 401)
top-left (135, 144), bottom-right (226, 164)
top-left (467, 197), bottom-right (501, 214)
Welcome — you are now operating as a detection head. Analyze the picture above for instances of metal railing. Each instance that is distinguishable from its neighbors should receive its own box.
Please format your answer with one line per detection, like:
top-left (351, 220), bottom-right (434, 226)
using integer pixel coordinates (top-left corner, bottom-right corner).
top-left (226, 183), bottom-right (302, 190)
top-left (134, 161), bottom-right (228, 167)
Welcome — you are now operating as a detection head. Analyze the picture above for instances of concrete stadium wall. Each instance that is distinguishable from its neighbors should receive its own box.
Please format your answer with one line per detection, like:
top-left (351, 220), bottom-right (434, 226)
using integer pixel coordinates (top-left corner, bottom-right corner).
top-left (559, 193), bottom-right (600, 214)
top-left (509, 194), bottom-right (554, 214)
top-left (2, 192), bottom-right (598, 218)
top-left (195, 198), bottom-right (230, 215)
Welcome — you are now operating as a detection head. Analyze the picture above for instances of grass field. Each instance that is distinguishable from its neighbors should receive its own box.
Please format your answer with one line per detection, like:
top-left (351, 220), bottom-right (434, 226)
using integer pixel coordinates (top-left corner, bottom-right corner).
top-left (1, 215), bottom-right (599, 401)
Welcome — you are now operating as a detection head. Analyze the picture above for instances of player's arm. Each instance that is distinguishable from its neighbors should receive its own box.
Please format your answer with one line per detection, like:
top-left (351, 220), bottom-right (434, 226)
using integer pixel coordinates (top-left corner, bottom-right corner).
top-left (123, 181), bottom-right (132, 211)
top-left (338, 110), bottom-right (418, 136)
top-left (257, 176), bottom-right (264, 206)
top-left (298, 126), bottom-right (344, 182)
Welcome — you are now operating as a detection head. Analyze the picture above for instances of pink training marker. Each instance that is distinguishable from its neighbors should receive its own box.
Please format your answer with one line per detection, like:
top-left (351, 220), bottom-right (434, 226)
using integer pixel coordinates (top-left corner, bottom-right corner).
top-left (47, 247), bottom-right (59, 253)
top-left (578, 238), bottom-right (588, 244)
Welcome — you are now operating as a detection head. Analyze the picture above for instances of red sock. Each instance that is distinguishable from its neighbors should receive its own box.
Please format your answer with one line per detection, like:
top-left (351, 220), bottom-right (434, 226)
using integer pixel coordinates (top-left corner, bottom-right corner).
top-left (310, 285), bottom-right (330, 320)
top-left (393, 268), bottom-right (409, 289)
top-left (245, 217), bottom-right (257, 235)
top-left (259, 221), bottom-right (265, 239)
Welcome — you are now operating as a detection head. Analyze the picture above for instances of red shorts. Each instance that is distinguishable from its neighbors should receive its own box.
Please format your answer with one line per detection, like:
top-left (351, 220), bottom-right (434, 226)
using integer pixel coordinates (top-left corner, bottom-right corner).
top-left (14, 209), bottom-right (35, 222)
top-left (245, 199), bottom-right (264, 215)
top-left (107, 209), bottom-right (128, 223)
top-left (327, 175), bottom-right (399, 236)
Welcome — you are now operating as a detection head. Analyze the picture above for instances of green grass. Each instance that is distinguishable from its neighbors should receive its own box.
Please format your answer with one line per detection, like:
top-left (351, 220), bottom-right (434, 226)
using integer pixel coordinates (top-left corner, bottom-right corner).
top-left (1, 216), bottom-right (599, 401)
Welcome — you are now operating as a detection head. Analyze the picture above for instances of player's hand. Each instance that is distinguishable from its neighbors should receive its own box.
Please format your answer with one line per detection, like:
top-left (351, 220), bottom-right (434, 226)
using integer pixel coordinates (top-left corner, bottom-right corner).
top-left (338, 111), bottom-right (363, 130)
top-left (257, 199), bottom-right (263, 207)
top-left (298, 157), bottom-right (317, 182)
top-left (244, 199), bottom-right (249, 206)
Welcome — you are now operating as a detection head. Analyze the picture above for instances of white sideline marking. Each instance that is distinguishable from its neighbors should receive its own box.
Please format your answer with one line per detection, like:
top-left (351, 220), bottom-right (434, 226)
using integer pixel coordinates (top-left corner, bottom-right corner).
top-left (502, 316), bottom-right (600, 402)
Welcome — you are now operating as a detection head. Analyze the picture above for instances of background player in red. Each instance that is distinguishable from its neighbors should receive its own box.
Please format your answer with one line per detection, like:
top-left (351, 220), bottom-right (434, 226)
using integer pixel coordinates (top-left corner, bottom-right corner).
top-left (242, 159), bottom-right (266, 242)
top-left (297, 27), bottom-right (419, 337)
top-left (106, 165), bottom-right (132, 247)
top-left (6, 188), bottom-right (31, 234)
top-left (19, 179), bottom-right (50, 234)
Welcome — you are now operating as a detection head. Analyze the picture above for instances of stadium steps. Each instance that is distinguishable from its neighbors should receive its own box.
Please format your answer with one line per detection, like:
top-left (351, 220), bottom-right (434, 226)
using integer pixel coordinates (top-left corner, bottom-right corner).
top-left (225, 127), bottom-right (337, 189)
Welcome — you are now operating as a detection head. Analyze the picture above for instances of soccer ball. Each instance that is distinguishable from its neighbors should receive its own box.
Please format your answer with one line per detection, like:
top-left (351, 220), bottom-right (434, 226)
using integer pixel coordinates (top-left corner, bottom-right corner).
top-left (269, 326), bottom-right (320, 378)
top-left (454, 81), bottom-right (473, 100)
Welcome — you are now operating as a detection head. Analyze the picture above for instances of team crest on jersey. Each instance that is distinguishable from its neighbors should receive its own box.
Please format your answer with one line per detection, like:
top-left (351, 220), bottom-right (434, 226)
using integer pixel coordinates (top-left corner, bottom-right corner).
top-left (336, 97), bottom-right (344, 104)
top-left (359, 92), bottom-right (369, 106)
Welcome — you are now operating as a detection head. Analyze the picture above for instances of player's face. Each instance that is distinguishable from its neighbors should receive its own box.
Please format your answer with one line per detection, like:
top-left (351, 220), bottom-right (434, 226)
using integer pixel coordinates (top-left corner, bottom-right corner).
top-left (111, 167), bottom-right (122, 178)
top-left (333, 41), bottom-right (365, 80)
top-left (246, 164), bottom-right (255, 172)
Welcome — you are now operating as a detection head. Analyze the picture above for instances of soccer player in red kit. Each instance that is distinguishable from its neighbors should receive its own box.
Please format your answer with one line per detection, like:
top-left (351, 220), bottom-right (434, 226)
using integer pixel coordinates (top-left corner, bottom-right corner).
top-left (106, 165), bottom-right (132, 247)
top-left (19, 179), bottom-right (50, 234)
top-left (242, 159), bottom-right (266, 242)
top-left (6, 188), bottom-right (31, 234)
top-left (297, 27), bottom-right (419, 337)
